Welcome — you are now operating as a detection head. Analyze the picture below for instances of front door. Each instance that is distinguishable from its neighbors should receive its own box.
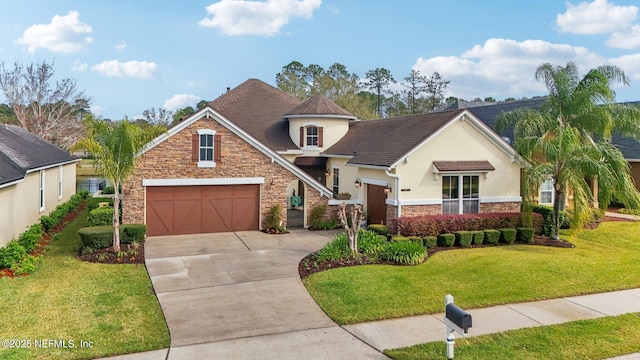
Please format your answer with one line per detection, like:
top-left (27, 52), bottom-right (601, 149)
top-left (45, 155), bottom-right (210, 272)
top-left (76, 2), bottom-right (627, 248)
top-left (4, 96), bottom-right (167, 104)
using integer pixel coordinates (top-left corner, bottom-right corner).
top-left (367, 184), bottom-right (387, 225)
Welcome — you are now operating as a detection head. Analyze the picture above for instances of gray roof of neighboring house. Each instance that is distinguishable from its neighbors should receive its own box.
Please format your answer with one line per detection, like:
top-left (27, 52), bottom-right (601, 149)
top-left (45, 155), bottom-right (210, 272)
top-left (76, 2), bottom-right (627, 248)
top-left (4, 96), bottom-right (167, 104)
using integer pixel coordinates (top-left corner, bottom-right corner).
top-left (323, 109), bottom-right (466, 167)
top-left (209, 79), bottom-right (303, 152)
top-left (0, 124), bottom-right (78, 186)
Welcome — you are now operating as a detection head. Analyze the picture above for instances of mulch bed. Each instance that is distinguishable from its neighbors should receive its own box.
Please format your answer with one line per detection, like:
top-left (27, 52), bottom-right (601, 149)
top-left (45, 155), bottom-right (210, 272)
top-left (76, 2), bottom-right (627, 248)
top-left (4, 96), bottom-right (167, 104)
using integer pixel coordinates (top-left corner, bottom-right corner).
top-left (78, 242), bottom-right (145, 264)
top-left (298, 234), bottom-right (576, 279)
top-left (0, 203), bottom-right (86, 279)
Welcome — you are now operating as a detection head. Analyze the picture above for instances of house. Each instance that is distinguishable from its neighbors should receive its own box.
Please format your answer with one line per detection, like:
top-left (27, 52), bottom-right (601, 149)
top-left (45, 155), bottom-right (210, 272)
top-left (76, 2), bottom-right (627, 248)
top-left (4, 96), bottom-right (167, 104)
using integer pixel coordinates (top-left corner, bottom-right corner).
top-left (0, 124), bottom-right (79, 247)
top-left (123, 79), bottom-right (524, 236)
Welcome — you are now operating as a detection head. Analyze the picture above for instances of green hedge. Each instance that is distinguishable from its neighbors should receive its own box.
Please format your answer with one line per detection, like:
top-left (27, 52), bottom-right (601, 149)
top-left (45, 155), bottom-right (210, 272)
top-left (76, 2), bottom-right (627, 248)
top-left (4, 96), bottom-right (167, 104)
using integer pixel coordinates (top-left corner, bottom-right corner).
top-left (87, 197), bottom-right (114, 211)
top-left (484, 229), bottom-right (500, 245)
top-left (471, 230), bottom-right (485, 245)
top-left (423, 236), bottom-right (437, 249)
top-left (78, 224), bottom-right (147, 252)
top-left (454, 231), bottom-right (473, 247)
top-left (499, 228), bottom-right (517, 244)
top-left (407, 236), bottom-right (423, 245)
top-left (437, 233), bottom-right (455, 247)
top-left (517, 227), bottom-right (535, 244)
top-left (40, 192), bottom-right (86, 231)
top-left (87, 207), bottom-right (114, 227)
top-left (391, 235), bottom-right (409, 242)
top-left (0, 241), bottom-right (27, 268)
top-left (367, 224), bottom-right (389, 236)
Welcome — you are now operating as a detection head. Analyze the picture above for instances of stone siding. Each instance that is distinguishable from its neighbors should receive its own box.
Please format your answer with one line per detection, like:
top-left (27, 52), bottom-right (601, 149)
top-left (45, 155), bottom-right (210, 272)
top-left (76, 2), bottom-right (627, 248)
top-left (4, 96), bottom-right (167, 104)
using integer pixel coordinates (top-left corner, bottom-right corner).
top-left (123, 115), bottom-right (328, 228)
top-left (479, 201), bottom-right (521, 213)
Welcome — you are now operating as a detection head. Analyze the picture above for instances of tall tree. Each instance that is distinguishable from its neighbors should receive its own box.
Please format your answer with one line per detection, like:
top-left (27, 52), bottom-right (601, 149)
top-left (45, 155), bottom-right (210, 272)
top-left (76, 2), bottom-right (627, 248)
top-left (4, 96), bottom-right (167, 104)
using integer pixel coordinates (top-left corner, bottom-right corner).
top-left (0, 103), bottom-right (18, 124)
top-left (0, 60), bottom-right (90, 148)
top-left (172, 106), bottom-right (195, 125)
top-left (74, 117), bottom-right (164, 251)
top-left (276, 61), bottom-right (309, 100)
top-left (423, 72), bottom-right (450, 111)
top-left (140, 107), bottom-right (174, 127)
top-left (497, 62), bottom-right (640, 239)
top-left (365, 68), bottom-right (396, 117)
top-left (403, 69), bottom-right (427, 114)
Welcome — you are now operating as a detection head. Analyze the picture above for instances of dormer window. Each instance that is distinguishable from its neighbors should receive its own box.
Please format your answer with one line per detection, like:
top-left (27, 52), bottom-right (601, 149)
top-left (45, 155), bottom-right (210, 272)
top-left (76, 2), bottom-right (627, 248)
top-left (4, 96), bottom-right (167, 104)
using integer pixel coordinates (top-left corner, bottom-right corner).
top-left (299, 125), bottom-right (323, 148)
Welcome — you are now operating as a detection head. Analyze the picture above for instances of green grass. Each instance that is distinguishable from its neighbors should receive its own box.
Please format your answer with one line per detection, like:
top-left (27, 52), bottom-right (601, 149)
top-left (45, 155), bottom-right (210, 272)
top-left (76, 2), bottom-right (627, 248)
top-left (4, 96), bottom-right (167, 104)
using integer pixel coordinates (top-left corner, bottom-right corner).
top-left (0, 208), bottom-right (169, 360)
top-left (303, 222), bottom-right (640, 324)
top-left (385, 313), bottom-right (640, 360)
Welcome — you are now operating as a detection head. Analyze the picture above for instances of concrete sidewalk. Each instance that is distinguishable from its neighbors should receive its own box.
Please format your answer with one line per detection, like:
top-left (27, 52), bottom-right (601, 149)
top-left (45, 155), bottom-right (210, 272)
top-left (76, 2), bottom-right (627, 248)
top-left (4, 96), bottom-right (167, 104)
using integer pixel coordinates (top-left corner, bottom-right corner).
top-left (103, 288), bottom-right (640, 360)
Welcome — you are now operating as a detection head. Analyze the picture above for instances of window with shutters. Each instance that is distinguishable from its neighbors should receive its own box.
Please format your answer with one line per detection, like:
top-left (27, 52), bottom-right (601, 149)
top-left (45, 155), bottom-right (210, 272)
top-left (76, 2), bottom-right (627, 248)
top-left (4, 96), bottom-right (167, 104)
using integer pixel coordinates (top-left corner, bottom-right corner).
top-left (299, 125), bottom-right (323, 148)
top-left (193, 129), bottom-right (220, 168)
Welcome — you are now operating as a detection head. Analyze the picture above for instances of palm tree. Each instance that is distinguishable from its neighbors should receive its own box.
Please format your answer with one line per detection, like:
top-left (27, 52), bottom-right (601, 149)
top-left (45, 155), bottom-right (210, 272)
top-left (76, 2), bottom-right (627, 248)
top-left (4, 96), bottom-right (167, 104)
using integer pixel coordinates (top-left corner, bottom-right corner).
top-left (498, 62), bottom-right (640, 239)
top-left (74, 117), bottom-right (163, 251)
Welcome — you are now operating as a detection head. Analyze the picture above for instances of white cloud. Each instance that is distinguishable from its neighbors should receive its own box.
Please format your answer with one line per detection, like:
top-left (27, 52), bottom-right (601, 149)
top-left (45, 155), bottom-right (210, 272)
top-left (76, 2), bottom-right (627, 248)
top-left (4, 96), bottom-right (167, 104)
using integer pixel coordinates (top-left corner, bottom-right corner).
top-left (556, 0), bottom-right (638, 35)
top-left (16, 11), bottom-right (93, 53)
top-left (609, 53), bottom-right (640, 82)
top-left (162, 94), bottom-right (201, 111)
top-left (199, 0), bottom-right (322, 36)
top-left (91, 60), bottom-right (159, 79)
top-left (606, 25), bottom-right (640, 49)
top-left (413, 38), bottom-right (605, 100)
top-left (115, 41), bottom-right (127, 51)
top-left (90, 105), bottom-right (105, 116)
top-left (71, 59), bottom-right (88, 72)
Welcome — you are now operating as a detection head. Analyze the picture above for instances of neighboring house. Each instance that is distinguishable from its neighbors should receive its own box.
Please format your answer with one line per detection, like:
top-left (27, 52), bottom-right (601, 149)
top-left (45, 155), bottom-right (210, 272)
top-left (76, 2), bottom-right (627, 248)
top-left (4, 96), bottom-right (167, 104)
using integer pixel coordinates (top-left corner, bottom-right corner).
top-left (0, 124), bottom-right (79, 247)
top-left (123, 79), bottom-right (524, 236)
top-left (446, 98), bottom-right (640, 204)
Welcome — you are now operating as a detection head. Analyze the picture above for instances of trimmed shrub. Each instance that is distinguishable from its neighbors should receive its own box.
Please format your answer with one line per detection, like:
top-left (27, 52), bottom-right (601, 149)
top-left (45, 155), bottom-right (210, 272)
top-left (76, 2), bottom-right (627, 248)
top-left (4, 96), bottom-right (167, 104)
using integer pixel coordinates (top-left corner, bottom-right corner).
top-left (437, 233), bottom-right (455, 247)
top-left (367, 224), bottom-right (389, 236)
top-left (454, 231), bottom-right (473, 247)
top-left (499, 228), bottom-right (517, 244)
top-left (121, 224), bottom-right (147, 244)
top-left (358, 230), bottom-right (387, 257)
top-left (391, 235), bottom-right (409, 242)
top-left (471, 231), bottom-right (485, 245)
top-left (17, 224), bottom-right (43, 253)
top-left (423, 236), bottom-right (437, 249)
top-left (310, 205), bottom-right (328, 229)
top-left (87, 197), bottom-right (114, 211)
top-left (380, 241), bottom-right (426, 265)
top-left (532, 205), bottom-right (568, 235)
top-left (78, 226), bottom-right (113, 251)
top-left (484, 229), bottom-right (500, 245)
top-left (517, 227), bottom-right (535, 244)
top-left (391, 212), bottom-right (543, 237)
top-left (87, 207), bottom-right (113, 227)
top-left (0, 241), bottom-right (27, 269)
top-left (407, 236), bottom-right (423, 245)
top-left (102, 186), bottom-right (115, 194)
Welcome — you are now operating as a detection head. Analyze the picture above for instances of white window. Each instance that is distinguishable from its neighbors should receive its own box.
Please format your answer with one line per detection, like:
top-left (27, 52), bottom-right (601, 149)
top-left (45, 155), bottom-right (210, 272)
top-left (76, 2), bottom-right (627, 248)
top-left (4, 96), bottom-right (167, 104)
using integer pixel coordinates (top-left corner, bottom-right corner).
top-left (39, 170), bottom-right (45, 212)
top-left (442, 175), bottom-right (479, 214)
top-left (540, 178), bottom-right (554, 205)
top-left (197, 129), bottom-right (216, 168)
top-left (58, 166), bottom-right (63, 200)
top-left (306, 126), bottom-right (318, 146)
top-left (332, 168), bottom-right (340, 194)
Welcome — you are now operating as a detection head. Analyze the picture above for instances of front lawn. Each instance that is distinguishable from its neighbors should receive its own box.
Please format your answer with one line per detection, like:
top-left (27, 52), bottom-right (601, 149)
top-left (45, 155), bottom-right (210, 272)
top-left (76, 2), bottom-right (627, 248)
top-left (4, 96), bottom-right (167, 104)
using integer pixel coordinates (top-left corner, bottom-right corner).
top-left (0, 208), bottom-right (169, 360)
top-left (303, 221), bottom-right (640, 324)
top-left (385, 313), bottom-right (640, 360)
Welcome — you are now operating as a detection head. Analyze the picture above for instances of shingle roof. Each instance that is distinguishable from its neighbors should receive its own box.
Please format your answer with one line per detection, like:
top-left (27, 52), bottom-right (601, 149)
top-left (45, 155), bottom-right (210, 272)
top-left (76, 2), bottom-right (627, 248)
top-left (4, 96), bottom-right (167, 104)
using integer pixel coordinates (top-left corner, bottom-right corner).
top-left (0, 124), bottom-right (78, 186)
top-left (284, 94), bottom-right (355, 119)
top-left (209, 79), bottom-right (303, 151)
top-left (323, 109), bottom-right (466, 167)
top-left (433, 160), bottom-right (495, 172)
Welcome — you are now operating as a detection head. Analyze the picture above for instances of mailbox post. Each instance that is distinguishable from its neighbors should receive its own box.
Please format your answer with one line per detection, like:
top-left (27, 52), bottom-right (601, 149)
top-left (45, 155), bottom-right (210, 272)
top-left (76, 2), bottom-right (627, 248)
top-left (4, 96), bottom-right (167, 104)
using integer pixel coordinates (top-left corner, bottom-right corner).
top-left (444, 294), bottom-right (472, 359)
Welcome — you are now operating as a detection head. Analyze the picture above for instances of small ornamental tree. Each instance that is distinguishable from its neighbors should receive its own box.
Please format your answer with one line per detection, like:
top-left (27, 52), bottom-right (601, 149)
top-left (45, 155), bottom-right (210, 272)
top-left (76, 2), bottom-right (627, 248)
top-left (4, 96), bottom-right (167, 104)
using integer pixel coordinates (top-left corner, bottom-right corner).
top-left (336, 202), bottom-right (363, 253)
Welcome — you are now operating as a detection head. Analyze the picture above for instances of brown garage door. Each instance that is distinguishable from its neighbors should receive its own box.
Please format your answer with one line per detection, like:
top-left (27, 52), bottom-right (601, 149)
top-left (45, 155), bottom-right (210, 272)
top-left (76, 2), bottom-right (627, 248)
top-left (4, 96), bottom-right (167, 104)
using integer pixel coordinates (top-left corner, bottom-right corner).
top-left (146, 185), bottom-right (259, 236)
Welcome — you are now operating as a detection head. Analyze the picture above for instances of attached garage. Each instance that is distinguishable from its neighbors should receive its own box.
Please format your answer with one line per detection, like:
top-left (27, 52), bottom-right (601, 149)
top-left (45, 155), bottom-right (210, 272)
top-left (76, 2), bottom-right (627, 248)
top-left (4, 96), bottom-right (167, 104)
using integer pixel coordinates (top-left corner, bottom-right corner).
top-left (146, 184), bottom-right (260, 236)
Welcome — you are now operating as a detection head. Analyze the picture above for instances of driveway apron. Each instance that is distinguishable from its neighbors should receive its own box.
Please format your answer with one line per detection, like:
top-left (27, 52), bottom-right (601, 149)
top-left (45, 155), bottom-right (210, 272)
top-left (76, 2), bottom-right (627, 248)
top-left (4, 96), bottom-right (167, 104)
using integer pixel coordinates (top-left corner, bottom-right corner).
top-left (145, 230), bottom-right (388, 359)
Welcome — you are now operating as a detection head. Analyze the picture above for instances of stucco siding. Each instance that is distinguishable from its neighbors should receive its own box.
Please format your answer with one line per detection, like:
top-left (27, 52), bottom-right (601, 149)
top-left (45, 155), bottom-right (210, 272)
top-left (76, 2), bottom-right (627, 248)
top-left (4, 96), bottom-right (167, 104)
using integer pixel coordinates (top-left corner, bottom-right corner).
top-left (0, 163), bottom-right (76, 247)
top-left (288, 117), bottom-right (349, 152)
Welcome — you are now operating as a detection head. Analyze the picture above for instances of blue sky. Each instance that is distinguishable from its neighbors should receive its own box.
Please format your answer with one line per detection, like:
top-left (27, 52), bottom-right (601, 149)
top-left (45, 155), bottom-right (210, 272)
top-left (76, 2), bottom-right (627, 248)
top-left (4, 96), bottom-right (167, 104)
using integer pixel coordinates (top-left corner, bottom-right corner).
top-left (1, 0), bottom-right (639, 120)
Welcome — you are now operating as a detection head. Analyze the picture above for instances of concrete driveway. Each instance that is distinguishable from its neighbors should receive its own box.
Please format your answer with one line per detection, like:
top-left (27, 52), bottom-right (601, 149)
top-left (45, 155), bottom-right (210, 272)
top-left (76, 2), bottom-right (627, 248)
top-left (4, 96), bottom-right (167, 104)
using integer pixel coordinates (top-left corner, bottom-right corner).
top-left (145, 230), bottom-right (388, 359)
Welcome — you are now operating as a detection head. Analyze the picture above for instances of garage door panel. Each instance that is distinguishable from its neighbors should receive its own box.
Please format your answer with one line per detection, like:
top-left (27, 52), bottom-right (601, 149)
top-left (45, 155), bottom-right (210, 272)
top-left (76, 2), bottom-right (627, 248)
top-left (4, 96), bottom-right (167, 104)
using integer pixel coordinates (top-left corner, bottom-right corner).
top-left (146, 184), bottom-right (259, 236)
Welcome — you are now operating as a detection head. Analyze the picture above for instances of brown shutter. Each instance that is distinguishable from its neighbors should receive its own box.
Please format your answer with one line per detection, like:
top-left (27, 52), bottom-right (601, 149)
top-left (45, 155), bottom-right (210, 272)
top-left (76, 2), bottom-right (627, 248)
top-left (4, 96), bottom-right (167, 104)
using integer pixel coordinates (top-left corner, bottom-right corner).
top-left (299, 127), bottom-right (304, 147)
top-left (318, 127), bottom-right (324, 147)
top-left (192, 134), bottom-right (199, 161)
top-left (214, 134), bottom-right (221, 162)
